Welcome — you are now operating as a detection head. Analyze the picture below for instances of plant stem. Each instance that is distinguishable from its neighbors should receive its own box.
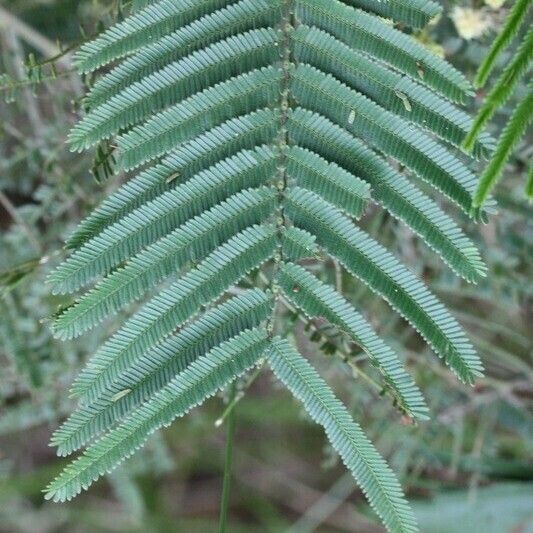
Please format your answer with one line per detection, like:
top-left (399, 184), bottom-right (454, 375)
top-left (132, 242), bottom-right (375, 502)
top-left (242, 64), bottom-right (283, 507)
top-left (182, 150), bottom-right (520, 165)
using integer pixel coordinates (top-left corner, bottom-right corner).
top-left (218, 381), bottom-right (237, 533)
top-left (215, 363), bottom-right (264, 427)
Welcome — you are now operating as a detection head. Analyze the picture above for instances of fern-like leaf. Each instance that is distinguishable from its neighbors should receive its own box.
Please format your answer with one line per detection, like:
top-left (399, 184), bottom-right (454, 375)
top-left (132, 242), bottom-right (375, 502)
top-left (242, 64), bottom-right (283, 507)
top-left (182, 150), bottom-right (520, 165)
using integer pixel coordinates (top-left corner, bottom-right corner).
top-left (473, 88), bottom-right (533, 208)
top-left (295, 0), bottom-right (472, 102)
top-left (70, 29), bottom-right (280, 151)
top-left (116, 71), bottom-right (282, 169)
top-left (86, 0), bottom-right (284, 108)
top-left (474, 0), bottom-right (531, 88)
top-left (54, 187), bottom-right (277, 339)
top-left (47, 2), bottom-right (490, 530)
top-left (45, 327), bottom-right (270, 502)
top-left (281, 227), bottom-right (319, 261)
top-left (287, 145), bottom-right (370, 218)
top-left (267, 338), bottom-right (418, 533)
top-left (465, 9), bottom-right (532, 204)
top-left (291, 65), bottom-right (484, 218)
top-left (70, 224), bottom-right (277, 403)
top-left (464, 27), bottom-right (533, 153)
top-left (50, 147), bottom-right (277, 293)
top-left (52, 290), bottom-right (273, 456)
top-left (292, 25), bottom-right (495, 159)
top-left (342, 0), bottom-right (441, 29)
top-left (277, 262), bottom-right (429, 419)
top-left (66, 113), bottom-right (279, 249)
top-left (285, 186), bottom-right (484, 383)
top-left (288, 108), bottom-right (487, 280)
top-left (74, 0), bottom-right (230, 73)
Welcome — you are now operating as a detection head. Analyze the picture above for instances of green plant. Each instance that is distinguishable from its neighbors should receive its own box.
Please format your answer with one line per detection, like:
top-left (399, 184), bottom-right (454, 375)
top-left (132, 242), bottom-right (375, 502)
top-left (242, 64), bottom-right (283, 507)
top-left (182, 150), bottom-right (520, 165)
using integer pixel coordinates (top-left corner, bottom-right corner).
top-left (44, 1), bottom-right (494, 530)
top-left (463, 0), bottom-right (532, 207)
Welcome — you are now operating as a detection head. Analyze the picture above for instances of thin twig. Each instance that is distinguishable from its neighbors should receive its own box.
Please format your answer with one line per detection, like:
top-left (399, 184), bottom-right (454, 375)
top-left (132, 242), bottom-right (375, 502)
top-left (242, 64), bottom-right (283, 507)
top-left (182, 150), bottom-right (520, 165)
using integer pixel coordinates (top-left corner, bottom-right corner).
top-left (0, 6), bottom-right (72, 68)
top-left (215, 364), bottom-right (264, 427)
top-left (1, 28), bottom-right (45, 137)
top-left (0, 5), bottom-right (82, 94)
top-left (218, 381), bottom-right (237, 533)
top-left (290, 473), bottom-right (355, 532)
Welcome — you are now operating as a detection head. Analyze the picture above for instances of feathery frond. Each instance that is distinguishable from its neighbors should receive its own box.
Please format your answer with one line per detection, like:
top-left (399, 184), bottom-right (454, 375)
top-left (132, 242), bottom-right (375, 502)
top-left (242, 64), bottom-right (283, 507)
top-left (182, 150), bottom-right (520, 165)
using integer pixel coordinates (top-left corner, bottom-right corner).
top-left (45, 327), bottom-right (270, 502)
top-left (74, 0), bottom-right (231, 73)
top-left (86, 0), bottom-right (284, 108)
top-left (290, 65), bottom-right (484, 217)
top-left (285, 186), bottom-right (484, 383)
top-left (70, 29), bottom-right (280, 151)
top-left (276, 262), bottom-right (429, 420)
top-left (292, 25), bottom-right (495, 159)
top-left (474, 0), bottom-right (531, 88)
top-left (281, 227), bottom-right (319, 261)
top-left (295, 0), bottom-right (472, 103)
top-left (70, 224), bottom-right (277, 403)
top-left (53, 187), bottom-right (277, 339)
top-left (465, 27), bottom-right (533, 153)
top-left (341, 0), bottom-right (441, 29)
top-left (287, 145), bottom-right (370, 219)
top-left (465, 7), bottom-right (532, 204)
top-left (52, 290), bottom-right (274, 456)
top-left (48, 2), bottom-right (490, 530)
top-left (473, 88), bottom-right (533, 208)
top-left (116, 72), bottom-right (282, 169)
top-left (66, 112), bottom-right (280, 249)
top-left (287, 108), bottom-right (487, 280)
top-left (50, 147), bottom-right (277, 293)
top-left (267, 338), bottom-right (418, 533)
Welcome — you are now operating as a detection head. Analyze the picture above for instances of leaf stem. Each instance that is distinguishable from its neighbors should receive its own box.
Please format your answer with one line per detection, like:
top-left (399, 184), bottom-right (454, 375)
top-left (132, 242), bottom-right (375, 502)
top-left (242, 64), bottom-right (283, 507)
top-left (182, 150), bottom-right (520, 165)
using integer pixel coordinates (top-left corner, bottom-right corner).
top-left (218, 381), bottom-right (237, 533)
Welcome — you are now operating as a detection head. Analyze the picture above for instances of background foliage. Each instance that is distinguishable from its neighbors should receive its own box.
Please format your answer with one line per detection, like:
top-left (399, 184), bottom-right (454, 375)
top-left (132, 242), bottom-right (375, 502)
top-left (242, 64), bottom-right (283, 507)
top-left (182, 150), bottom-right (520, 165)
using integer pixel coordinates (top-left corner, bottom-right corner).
top-left (0, 0), bottom-right (531, 531)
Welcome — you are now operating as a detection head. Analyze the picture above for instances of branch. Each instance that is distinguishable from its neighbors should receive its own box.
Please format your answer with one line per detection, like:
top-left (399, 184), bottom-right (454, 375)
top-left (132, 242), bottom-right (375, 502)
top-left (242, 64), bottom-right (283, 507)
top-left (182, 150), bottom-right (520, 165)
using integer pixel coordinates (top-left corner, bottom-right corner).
top-left (0, 6), bottom-right (72, 69)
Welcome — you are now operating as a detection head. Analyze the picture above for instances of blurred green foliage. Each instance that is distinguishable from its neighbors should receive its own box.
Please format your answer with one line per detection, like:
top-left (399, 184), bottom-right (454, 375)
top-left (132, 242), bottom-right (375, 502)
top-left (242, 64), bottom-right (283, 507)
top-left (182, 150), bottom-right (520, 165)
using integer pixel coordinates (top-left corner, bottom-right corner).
top-left (0, 0), bottom-right (531, 531)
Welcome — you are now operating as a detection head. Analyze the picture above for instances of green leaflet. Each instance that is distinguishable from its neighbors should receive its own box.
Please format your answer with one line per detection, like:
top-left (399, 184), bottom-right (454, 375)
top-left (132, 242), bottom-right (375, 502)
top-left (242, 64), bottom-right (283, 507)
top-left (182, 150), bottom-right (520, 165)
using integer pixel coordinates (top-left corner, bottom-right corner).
top-left (152, 111), bottom-right (280, 184)
top-left (473, 88), bottom-right (533, 208)
top-left (69, 29), bottom-right (280, 151)
top-left (292, 25), bottom-right (494, 159)
top-left (70, 224), bottom-right (277, 403)
top-left (288, 108), bottom-right (487, 282)
top-left (277, 262), bottom-right (429, 420)
top-left (281, 227), bottom-right (319, 261)
top-left (474, 0), bottom-right (531, 89)
top-left (287, 145), bottom-right (370, 219)
top-left (526, 165), bottom-right (533, 198)
top-left (284, 187), bottom-right (483, 384)
top-left (465, 28), bottom-right (533, 154)
top-left (45, 327), bottom-right (270, 502)
top-left (342, 0), bottom-right (441, 29)
top-left (53, 187), bottom-right (277, 339)
top-left (266, 338), bottom-right (418, 533)
top-left (465, 12), bottom-right (532, 205)
top-left (74, 0), bottom-right (230, 72)
top-left (86, 0), bottom-right (284, 108)
top-left (50, 146), bottom-right (277, 293)
top-left (291, 65), bottom-right (482, 216)
top-left (66, 112), bottom-right (280, 250)
top-left (116, 68), bottom-right (282, 169)
top-left (52, 289), bottom-right (274, 456)
top-left (295, 0), bottom-right (472, 103)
